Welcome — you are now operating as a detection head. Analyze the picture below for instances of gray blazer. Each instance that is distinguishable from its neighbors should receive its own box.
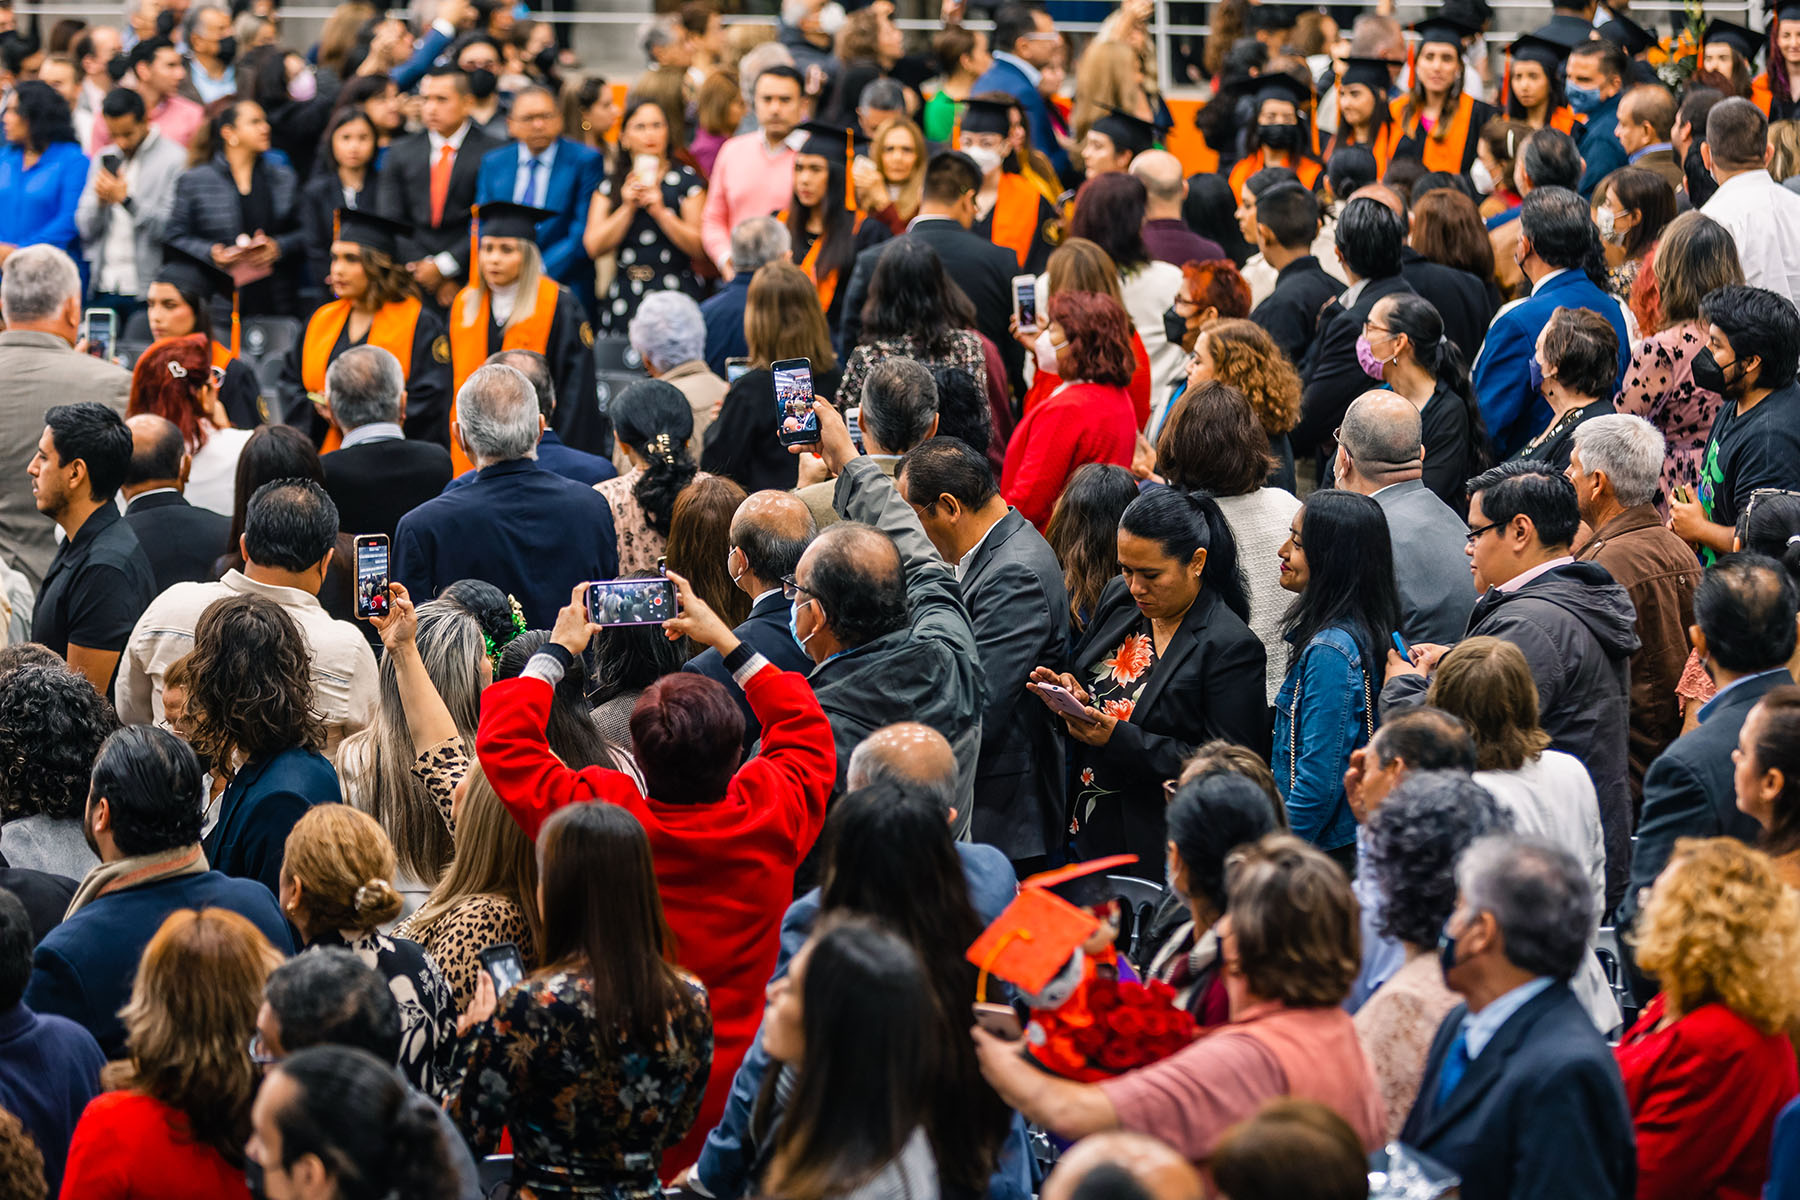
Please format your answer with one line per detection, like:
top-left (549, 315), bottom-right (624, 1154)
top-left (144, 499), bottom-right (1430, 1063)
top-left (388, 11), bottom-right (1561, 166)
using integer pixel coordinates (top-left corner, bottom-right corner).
top-left (74, 128), bottom-right (189, 294)
top-left (0, 333), bottom-right (129, 588)
top-left (166, 156), bottom-right (304, 276)
top-left (1376, 479), bottom-right (1477, 646)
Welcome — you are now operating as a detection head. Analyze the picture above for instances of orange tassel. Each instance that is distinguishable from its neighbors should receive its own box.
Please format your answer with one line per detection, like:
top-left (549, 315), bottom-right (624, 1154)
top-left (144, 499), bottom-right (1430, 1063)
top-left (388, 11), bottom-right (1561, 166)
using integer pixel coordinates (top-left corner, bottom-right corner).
top-left (1406, 39), bottom-right (1416, 91)
top-left (470, 203), bottom-right (480, 285)
top-left (845, 128), bottom-right (856, 213)
top-left (230, 292), bottom-right (240, 358)
top-left (1500, 46), bottom-right (1512, 108)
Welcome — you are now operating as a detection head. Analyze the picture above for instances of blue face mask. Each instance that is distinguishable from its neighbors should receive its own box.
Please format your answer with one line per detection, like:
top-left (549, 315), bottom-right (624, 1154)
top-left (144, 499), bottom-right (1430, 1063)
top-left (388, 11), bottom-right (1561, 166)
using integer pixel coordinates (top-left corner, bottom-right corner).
top-left (1437, 916), bottom-right (1462, 976)
top-left (1564, 83), bottom-right (1603, 115)
top-left (1529, 356), bottom-right (1545, 393)
top-left (788, 598), bottom-right (814, 655)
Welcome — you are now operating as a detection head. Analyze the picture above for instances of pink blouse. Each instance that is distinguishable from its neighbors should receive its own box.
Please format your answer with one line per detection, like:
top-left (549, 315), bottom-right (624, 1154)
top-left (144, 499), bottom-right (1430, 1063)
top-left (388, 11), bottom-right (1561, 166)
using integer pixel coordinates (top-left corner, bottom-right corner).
top-left (1615, 322), bottom-right (1724, 518)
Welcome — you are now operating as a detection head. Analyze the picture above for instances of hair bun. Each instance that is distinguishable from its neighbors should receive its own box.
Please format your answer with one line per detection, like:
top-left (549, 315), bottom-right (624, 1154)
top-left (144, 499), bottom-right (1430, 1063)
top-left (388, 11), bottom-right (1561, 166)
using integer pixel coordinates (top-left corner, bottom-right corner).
top-left (353, 878), bottom-right (397, 917)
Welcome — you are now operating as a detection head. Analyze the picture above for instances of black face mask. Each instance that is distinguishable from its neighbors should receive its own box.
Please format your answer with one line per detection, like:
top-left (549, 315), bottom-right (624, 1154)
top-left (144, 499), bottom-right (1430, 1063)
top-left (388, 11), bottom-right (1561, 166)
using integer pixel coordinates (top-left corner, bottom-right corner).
top-left (1691, 346), bottom-right (1742, 398)
top-left (1163, 304), bottom-right (1188, 347)
top-left (1258, 122), bottom-right (1301, 152)
top-left (155, 9), bottom-right (178, 37)
top-left (533, 44), bottom-right (560, 77)
top-left (214, 35), bottom-right (238, 66)
top-left (467, 67), bottom-right (498, 99)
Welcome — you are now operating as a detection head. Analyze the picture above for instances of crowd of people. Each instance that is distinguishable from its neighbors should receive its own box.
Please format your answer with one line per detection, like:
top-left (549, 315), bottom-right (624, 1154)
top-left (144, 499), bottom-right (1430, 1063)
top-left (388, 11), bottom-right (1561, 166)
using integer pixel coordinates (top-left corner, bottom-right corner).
top-left (2, 0), bottom-right (1800, 1196)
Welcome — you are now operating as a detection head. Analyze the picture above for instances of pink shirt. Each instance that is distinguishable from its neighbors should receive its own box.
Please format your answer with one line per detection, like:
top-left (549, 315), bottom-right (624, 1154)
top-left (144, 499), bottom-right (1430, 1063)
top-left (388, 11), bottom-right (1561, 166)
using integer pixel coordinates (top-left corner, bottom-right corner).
top-left (91, 93), bottom-right (205, 150)
top-left (700, 131), bottom-right (797, 272)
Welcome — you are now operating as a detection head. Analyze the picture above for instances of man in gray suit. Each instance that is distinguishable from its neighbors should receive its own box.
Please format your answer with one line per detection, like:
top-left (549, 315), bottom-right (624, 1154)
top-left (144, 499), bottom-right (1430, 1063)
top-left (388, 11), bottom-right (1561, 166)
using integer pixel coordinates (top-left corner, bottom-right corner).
top-left (900, 435), bottom-right (1069, 873)
top-left (0, 246), bottom-right (130, 589)
top-left (75, 88), bottom-right (188, 325)
top-left (1335, 390), bottom-right (1476, 645)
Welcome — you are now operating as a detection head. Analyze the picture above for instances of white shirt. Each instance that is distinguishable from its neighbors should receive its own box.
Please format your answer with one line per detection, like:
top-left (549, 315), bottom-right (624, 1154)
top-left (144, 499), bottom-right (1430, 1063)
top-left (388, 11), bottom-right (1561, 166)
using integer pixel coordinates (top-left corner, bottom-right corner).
top-left (955, 516), bottom-right (1004, 581)
top-left (339, 421), bottom-right (404, 449)
top-left (488, 279), bottom-right (519, 325)
top-left (186, 425), bottom-right (254, 516)
top-left (512, 141), bottom-right (558, 207)
top-left (1702, 169), bottom-right (1800, 313)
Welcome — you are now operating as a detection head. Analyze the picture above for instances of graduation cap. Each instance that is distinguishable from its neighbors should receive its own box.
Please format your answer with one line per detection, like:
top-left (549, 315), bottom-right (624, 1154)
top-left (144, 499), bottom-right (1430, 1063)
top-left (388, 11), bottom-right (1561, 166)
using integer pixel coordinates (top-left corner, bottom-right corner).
top-left (1251, 70), bottom-right (1313, 112)
top-left (1092, 104), bottom-right (1159, 156)
top-left (966, 855), bottom-right (1139, 998)
top-left (1597, 12), bottom-right (1657, 57)
top-left (1507, 33), bottom-right (1570, 72)
top-left (155, 244), bottom-right (240, 357)
top-left (1338, 55), bottom-right (1398, 94)
top-left (474, 201), bottom-right (554, 242)
top-left (332, 208), bottom-right (412, 259)
top-left (959, 95), bottom-right (1013, 137)
top-left (793, 119), bottom-right (870, 212)
top-left (1777, 4), bottom-right (1800, 25)
top-left (1703, 18), bottom-right (1761, 64)
top-left (1414, 15), bottom-right (1480, 53)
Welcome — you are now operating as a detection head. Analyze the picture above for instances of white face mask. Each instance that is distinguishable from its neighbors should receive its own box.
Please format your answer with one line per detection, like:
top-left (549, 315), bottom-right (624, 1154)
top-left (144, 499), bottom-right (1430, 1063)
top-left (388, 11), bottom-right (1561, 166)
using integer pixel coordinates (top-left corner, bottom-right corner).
top-left (962, 144), bottom-right (1002, 178)
top-left (1595, 205), bottom-right (1619, 243)
top-left (1034, 329), bottom-right (1060, 376)
top-left (1469, 158), bottom-right (1494, 195)
top-left (817, 2), bottom-right (846, 34)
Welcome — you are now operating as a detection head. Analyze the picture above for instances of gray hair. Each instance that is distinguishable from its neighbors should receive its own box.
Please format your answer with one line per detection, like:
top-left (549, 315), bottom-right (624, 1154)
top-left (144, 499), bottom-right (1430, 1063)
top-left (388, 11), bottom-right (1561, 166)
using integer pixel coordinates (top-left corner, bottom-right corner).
top-left (846, 728), bottom-right (956, 817)
top-left (861, 358), bottom-right (939, 454)
top-left (628, 291), bottom-right (707, 374)
top-left (0, 245), bottom-right (81, 325)
top-left (181, 3), bottom-right (227, 41)
top-left (1339, 390), bottom-right (1422, 475)
top-left (641, 15), bottom-right (682, 64)
top-left (730, 216), bottom-right (792, 275)
top-left (1455, 834), bottom-right (1595, 982)
top-left (858, 78), bottom-right (906, 114)
top-left (739, 42), bottom-right (796, 105)
top-left (456, 364), bottom-right (541, 466)
top-left (488, 348), bottom-right (556, 418)
top-left (324, 345), bottom-right (405, 432)
top-left (1571, 414), bottom-right (1663, 508)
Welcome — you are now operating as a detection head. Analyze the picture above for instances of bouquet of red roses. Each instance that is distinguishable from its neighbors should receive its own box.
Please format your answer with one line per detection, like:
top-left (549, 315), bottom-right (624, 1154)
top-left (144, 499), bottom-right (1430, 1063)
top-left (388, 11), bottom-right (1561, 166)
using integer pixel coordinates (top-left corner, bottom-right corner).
top-left (1026, 958), bottom-right (1200, 1081)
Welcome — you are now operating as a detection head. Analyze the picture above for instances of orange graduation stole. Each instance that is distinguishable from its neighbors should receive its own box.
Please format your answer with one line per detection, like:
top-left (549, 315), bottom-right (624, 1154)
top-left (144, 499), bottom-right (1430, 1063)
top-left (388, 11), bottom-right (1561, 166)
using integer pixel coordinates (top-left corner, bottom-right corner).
top-left (1390, 92), bottom-right (1478, 173)
top-left (301, 296), bottom-right (422, 453)
top-left (990, 172), bottom-right (1041, 269)
top-left (783, 208), bottom-right (865, 318)
top-left (1227, 148), bottom-right (1324, 199)
top-left (446, 277), bottom-right (560, 474)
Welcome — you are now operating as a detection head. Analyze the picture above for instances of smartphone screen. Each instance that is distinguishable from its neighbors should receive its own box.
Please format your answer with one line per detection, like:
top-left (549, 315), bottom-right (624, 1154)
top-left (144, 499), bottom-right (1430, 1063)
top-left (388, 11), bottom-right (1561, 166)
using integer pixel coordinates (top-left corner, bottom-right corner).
top-left (81, 309), bottom-right (116, 361)
top-left (1012, 275), bottom-right (1037, 330)
top-left (585, 577), bottom-right (677, 627)
top-left (773, 357), bottom-right (819, 446)
top-left (479, 943), bottom-right (525, 996)
top-left (725, 356), bottom-right (752, 384)
top-left (353, 534), bottom-right (390, 620)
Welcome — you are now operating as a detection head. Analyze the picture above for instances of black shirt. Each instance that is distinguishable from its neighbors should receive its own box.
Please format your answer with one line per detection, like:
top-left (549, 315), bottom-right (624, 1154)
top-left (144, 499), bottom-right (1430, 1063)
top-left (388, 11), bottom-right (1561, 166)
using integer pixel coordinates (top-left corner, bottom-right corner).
top-left (30, 502), bottom-right (156, 671)
top-left (1421, 380), bottom-right (1489, 518)
top-left (1249, 255), bottom-right (1342, 371)
top-left (1509, 397), bottom-right (1616, 475)
top-left (1700, 381), bottom-right (1800, 541)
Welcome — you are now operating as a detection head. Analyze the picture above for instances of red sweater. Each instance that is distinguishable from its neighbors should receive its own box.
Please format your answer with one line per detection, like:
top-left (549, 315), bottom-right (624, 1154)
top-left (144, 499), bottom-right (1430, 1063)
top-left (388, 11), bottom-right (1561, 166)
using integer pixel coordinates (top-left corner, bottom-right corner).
top-left (1001, 379), bottom-right (1139, 530)
top-left (1022, 330), bottom-right (1153, 431)
top-left (60, 1091), bottom-right (249, 1200)
top-left (476, 662), bottom-right (835, 1176)
top-left (1614, 994), bottom-right (1799, 1200)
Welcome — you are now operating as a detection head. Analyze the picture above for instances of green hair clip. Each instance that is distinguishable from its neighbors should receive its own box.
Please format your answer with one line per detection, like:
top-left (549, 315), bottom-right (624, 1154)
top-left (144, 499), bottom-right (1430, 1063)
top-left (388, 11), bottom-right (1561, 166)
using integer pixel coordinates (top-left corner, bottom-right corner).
top-left (483, 595), bottom-right (529, 666)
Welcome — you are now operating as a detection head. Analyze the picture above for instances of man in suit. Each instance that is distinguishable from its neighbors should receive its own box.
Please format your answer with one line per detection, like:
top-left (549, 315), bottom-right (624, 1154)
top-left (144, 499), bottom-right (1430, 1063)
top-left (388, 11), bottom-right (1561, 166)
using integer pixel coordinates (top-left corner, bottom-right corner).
top-left (319, 346), bottom-right (454, 540)
top-left (1619, 556), bottom-right (1795, 929)
top-left (375, 65), bottom-right (504, 310)
top-left (837, 151), bottom-right (1021, 393)
top-left (1473, 187), bottom-right (1632, 457)
top-left (394, 362), bottom-right (618, 627)
top-left (27, 727), bottom-right (295, 1061)
top-left (1335, 392), bottom-right (1475, 645)
top-left (900, 436), bottom-right (1067, 874)
top-left (442, 348), bottom-right (615, 490)
top-left (682, 489), bottom-right (816, 755)
top-left (0, 245), bottom-right (129, 589)
top-left (1247, 182), bottom-right (1341, 368)
top-left (1615, 84), bottom-right (1685, 194)
top-left (473, 84), bottom-right (604, 319)
top-left (702, 216), bottom-right (791, 377)
top-left (1295, 197), bottom-right (1415, 465)
top-left (970, 3), bottom-right (1067, 180)
top-left (120, 414), bottom-right (231, 592)
top-left (1401, 834), bottom-right (1635, 1200)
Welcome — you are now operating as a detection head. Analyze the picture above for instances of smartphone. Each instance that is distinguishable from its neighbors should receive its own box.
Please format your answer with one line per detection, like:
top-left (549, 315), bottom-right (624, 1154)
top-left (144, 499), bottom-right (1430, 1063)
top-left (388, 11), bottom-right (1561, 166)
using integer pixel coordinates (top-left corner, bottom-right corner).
top-left (844, 405), bottom-right (865, 454)
top-left (973, 1001), bottom-right (1023, 1040)
top-left (477, 942), bottom-right (526, 997)
top-left (80, 308), bottom-right (116, 361)
top-left (1031, 681), bottom-right (1100, 724)
top-left (725, 355), bottom-right (752, 384)
top-left (353, 534), bottom-right (390, 620)
top-left (1012, 274), bottom-right (1037, 331)
top-left (585, 577), bottom-right (678, 627)
top-left (1391, 631), bottom-right (1410, 659)
top-left (634, 152), bottom-right (660, 186)
top-left (99, 150), bottom-right (122, 176)
top-left (772, 357), bottom-right (819, 447)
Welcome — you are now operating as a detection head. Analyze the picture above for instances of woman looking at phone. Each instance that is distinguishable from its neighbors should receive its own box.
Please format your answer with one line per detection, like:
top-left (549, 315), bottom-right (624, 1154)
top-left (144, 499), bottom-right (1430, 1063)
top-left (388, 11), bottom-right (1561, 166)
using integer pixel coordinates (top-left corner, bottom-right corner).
top-left (584, 98), bottom-right (707, 334)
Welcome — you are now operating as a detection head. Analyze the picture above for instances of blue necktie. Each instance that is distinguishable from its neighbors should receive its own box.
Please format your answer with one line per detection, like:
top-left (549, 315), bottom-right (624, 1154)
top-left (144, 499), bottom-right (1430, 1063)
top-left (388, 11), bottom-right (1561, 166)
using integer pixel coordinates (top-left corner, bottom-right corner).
top-left (1434, 1028), bottom-right (1472, 1111)
top-left (519, 156), bottom-right (545, 205)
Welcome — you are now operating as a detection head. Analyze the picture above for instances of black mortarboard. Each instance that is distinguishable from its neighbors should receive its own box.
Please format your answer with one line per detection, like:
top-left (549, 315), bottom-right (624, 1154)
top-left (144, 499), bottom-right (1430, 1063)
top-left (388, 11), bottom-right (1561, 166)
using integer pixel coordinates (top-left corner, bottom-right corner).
top-left (1414, 16), bottom-right (1479, 52)
top-left (1508, 33), bottom-right (1571, 72)
top-left (475, 201), bottom-right (554, 242)
top-left (1092, 104), bottom-right (1159, 155)
top-left (333, 208), bottom-right (412, 258)
top-left (794, 118), bottom-right (869, 166)
top-left (1597, 13), bottom-right (1657, 56)
top-left (155, 244), bottom-right (235, 305)
top-left (1252, 71), bottom-right (1313, 111)
top-left (1339, 56), bottom-right (1397, 93)
top-left (1440, 0), bottom-right (1492, 27)
top-left (1703, 18), bottom-right (1761, 63)
top-left (959, 96), bottom-right (1012, 136)
top-left (1778, 5), bottom-right (1800, 25)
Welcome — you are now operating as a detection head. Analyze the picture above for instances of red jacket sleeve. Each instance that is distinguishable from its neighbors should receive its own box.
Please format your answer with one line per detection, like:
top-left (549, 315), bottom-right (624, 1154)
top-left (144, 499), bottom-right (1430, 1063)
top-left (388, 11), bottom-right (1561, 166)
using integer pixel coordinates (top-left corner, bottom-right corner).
top-left (1001, 405), bottom-right (1076, 531)
top-left (476, 676), bottom-right (644, 840)
top-left (1128, 331), bottom-right (1152, 432)
top-left (733, 664), bottom-right (836, 857)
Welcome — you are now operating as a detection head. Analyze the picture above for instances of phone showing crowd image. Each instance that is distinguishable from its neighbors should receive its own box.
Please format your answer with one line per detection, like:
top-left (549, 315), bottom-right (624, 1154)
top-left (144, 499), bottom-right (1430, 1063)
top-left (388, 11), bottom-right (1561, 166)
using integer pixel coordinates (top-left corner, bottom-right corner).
top-left (478, 942), bottom-right (525, 997)
top-left (81, 308), bottom-right (116, 361)
top-left (725, 355), bottom-right (752, 383)
top-left (586, 577), bottom-right (678, 627)
top-left (353, 534), bottom-right (390, 620)
top-left (1012, 274), bottom-right (1037, 332)
top-left (773, 357), bottom-right (819, 446)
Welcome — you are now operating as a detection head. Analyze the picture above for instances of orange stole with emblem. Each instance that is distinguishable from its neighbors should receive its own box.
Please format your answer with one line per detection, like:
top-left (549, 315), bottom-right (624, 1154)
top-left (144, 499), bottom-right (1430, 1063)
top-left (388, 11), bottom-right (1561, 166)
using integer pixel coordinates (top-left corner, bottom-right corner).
top-left (301, 297), bottom-right (423, 453)
top-left (991, 172), bottom-right (1043, 268)
top-left (781, 208), bottom-right (866, 318)
top-left (446, 278), bottom-right (561, 475)
top-left (1390, 92), bottom-right (1479, 173)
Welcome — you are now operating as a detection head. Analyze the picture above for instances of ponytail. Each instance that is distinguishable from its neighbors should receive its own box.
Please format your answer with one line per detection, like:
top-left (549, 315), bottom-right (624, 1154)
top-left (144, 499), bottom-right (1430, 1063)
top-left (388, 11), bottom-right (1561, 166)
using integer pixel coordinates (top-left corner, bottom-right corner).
top-left (612, 379), bottom-right (699, 537)
top-left (1387, 293), bottom-right (1494, 471)
top-left (633, 430), bottom-right (700, 537)
top-left (1118, 486), bottom-right (1252, 625)
top-left (1581, 219), bottom-right (1610, 290)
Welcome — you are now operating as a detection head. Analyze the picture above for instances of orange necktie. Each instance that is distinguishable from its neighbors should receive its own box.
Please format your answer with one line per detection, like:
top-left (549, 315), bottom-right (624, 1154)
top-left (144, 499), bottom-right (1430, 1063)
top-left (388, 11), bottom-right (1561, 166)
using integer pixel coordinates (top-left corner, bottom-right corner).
top-left (430, 143), bottom-right (455, 227)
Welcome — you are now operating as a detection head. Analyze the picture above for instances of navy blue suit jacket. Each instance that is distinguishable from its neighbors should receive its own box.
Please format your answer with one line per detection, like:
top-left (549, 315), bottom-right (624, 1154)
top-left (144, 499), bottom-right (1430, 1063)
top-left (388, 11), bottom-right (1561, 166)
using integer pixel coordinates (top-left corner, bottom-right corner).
top-left (1398, 982), bottom-right (1635, 1200)
top-left (1473, 269), bottom-right (1632, 456)
top-left (1577, 94), bottom-right (1628, 199)
top-left (203, 747), bottom-right (342, 897)
top-left (683, 589), bottom-right (816, 755)
top-left (25, 870), bottom-right (295, 1058)
top-left (972, 57), bottom-right (1068, 177)
top-left (443, 430), bottom-right (618, 492)
top-left (702, 274), bottom-right (752, 378)
top-left (0, 1003), bottom-right (102, 1193)
top-left (395, 457), bottom-right (620, 628)
top-left (475, 138), bottom-right (605, 310)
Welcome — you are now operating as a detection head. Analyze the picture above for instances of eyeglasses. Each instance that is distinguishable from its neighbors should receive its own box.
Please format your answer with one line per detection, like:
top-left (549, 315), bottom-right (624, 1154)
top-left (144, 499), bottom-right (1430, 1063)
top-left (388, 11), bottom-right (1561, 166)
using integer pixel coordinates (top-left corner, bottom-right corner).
top-left (1465, 520), bottom-right (1501, 544)
top-left (248, 1029), bottom-right (279, 1067)
top-left (1362, 322), bottom-right (1393, 338)
top-left (780, 574), bottom-right (815, 602)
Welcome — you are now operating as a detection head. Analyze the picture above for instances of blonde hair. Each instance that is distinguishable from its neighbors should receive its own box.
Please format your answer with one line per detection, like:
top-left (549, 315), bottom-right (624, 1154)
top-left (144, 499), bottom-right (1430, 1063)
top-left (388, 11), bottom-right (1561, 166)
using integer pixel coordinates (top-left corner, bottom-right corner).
top-left (1428, 636), bottom-right (1552, 771)
top-left (1071, 41), bottom-right (1146, 145)
top-left (1771, 120), bottom-right (1800, 181)
top-left (404, 764), bottom-right (542, 976)
top-left (281, 803), bottom-right (404, 933)
top-left (1633, 838), bottom-right (1800, 1032)
top-left (1045, 237), bottom-right (1124, 307)
top-left (746, 260), bottom-right (837, 372)
top-left (464, 236), bottom-right (546, 333)
top-left (871, 116), bottom-right (926, 222)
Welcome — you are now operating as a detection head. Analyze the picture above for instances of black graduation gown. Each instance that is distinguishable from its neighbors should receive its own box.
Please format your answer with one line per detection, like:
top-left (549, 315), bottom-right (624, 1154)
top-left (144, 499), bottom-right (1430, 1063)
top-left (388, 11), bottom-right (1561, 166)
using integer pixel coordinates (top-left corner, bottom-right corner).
top-left (477, 287), bottom-right (598, 444)
top-left (277, 304), bottom-right (452, 448)
top-left (792, 218), bottom-right (892, 336)
top-left (973, 188), bottom-right (1060, 276)
top-left (218, 356), bottom-right (268, 428)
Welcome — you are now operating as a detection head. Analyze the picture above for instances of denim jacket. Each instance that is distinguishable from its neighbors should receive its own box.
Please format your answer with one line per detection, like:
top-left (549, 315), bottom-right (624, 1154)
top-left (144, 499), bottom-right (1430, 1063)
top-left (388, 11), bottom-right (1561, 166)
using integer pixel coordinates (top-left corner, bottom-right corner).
top-left (1272, 625), bottom-right (1368, 851)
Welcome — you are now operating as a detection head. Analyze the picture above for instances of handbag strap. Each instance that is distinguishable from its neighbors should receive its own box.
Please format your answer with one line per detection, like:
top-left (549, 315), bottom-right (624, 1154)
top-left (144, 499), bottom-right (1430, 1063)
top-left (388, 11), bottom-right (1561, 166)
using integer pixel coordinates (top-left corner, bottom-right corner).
top-left (1287, 650), bottom-right (1377, 797)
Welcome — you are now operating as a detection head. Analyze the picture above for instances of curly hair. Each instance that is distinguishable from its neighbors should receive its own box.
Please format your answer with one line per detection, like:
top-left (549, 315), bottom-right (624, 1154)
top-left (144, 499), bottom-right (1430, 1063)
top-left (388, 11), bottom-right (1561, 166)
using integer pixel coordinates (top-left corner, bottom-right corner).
top-left (0, 663), bottom-right (120, 821)
top-left (184, 594), bottom-right (325, 777)
top-left (0, 1104), bottom-right (44, 1199)
top-left (1200, 319), bottom-right (1300, 437)
top-left (11, 80), bottom-right (78, 152)
top-left (1050, 290), bottom-right (1135, 388)
top-left (1365, 770), bottom-right (1511, 949)
top-left (128, 333), bottom-right (216, 453)
top-left (1633, 837), bottom-right (1800, 1032)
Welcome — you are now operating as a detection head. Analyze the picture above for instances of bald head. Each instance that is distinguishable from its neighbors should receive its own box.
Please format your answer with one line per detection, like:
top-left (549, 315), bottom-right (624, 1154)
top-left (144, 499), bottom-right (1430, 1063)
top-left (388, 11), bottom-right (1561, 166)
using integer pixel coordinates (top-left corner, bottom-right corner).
top-left (729, 489), bottom-right (816, 593)
top-left (1336, 389), bottom-right (1423, 492)
top-left (796, 521), bottom-right (909, 655)
top-left (1041, 1133), bottom-right (1205, 1200)
top-left (123, 412), bottom-right (188, 495)
top-left (1129, 150), bottom-right (1187, 215)
top-left (1350, 182), bottom-right (1405, 216)
top-left (846, 723), bottom-right (957, 816)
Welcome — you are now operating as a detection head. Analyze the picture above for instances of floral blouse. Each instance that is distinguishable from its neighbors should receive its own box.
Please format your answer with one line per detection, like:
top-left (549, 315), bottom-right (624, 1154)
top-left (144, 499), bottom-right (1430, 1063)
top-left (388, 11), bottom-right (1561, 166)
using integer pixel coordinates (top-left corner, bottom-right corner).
top-left (596, 468), bottom-right (715, 576)
top-left (445, 969), bottom-right (713, 1199)
top-left (307, 926), bottom-right (457, 1097)
top-left (1070, 624), bottom-right (1158, 841)
top-left (1615, 322), bottom-right (1725, 517)
top-left (838, 331), bottom-right (987, 410)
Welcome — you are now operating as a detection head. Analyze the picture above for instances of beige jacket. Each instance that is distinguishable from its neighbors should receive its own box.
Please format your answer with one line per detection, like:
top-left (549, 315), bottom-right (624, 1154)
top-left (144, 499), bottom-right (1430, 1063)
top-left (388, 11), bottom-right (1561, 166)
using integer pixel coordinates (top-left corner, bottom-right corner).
top-left (114, 570), bottom-right (379, 760)
top-left (609, 359), bottom-right (726, 475)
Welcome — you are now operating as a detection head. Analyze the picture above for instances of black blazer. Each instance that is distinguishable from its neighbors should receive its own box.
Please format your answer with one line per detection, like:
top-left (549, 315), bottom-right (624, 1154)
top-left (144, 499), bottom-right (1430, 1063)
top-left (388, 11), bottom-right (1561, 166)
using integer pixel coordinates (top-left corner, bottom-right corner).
top-left (1399, 983), bottom-right (1636, 1200)
top-left (0, 858), bottom-right (76, 945)
top-left (1400, 248), bottom-right (1497, 369)
top-left (202, 746), bottom-right (342, 897)
top-left (701, 366), bottom-right (843, 495)
top-left (376, 125), bottom-right (506, 276)
top-left (165, 156), bottom-right (305, 321)
top-left (299, 171), bottom-right (376, 301)
top-left (321, 436), bottom-right (455, 541)
top-left (836, 218), bottom-right (1024, 401)
top-left (122, 491), bottom-right (231, 593)
top-left (682, 589), bottom-right (816, 756)
top-left (1069, 579), bottom-right (1267, 869)
top-left (1248, 254), bottom-right (1341, 367)
top-left (1295, 272), bottom-right (1416, 457)
top-left (963, 509), bottom-right (1070, 864)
